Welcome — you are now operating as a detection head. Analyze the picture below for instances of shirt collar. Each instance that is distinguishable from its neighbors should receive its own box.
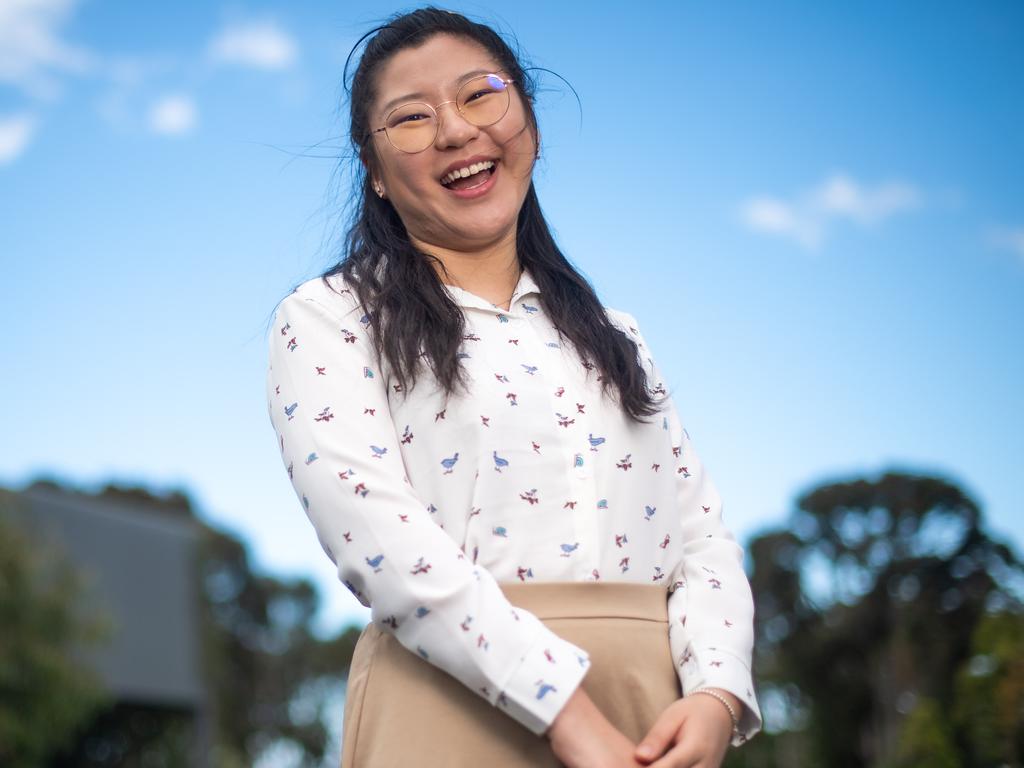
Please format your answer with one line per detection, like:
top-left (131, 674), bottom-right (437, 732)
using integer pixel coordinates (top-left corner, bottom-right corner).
top-left (441, 267), bottom-right (541, 314)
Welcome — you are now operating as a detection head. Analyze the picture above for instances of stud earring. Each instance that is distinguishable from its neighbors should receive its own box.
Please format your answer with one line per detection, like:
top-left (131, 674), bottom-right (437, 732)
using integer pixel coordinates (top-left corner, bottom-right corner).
top-left (372, 182), bottom-right (385, 199)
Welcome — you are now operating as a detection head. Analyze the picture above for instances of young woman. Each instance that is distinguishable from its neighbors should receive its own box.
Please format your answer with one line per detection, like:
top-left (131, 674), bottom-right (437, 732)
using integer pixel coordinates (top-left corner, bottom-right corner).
top-left (266, 7), bottom-right (762, 767)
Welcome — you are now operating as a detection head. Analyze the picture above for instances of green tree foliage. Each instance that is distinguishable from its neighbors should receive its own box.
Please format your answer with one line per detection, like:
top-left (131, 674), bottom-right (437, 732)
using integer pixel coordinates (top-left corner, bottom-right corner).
top-left (0, 491), bottom-right (112, 768)
top-left (725, 471), bottom-right (1024, 768)
top-left (199, 520), bottom-right (362, 766)
top-left (6, 481), bottom-right (362, 767)
top-left (953, 611), bottom-right (1024, 766)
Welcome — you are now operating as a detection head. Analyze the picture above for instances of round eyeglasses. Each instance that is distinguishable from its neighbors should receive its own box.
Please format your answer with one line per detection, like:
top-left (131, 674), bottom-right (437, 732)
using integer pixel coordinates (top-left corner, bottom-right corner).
top-left (370, 74), bottom-right (515, 154)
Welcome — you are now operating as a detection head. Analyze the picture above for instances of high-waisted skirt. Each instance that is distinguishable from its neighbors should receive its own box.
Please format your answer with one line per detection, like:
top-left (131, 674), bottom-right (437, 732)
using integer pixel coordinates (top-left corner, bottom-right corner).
top-left (340, 581), bottom-right (682, 767)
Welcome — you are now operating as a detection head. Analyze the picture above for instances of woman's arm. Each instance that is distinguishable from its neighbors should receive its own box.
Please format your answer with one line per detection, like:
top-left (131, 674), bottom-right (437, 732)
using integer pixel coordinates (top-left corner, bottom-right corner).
top-left (615, 311), bottom-right (763, 746)
top-left (266, 283), bottom-right (590, 735)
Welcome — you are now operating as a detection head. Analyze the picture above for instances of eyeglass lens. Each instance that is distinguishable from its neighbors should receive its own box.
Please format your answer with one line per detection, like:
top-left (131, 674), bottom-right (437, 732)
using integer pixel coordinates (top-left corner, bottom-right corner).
top-left (384, 74), bottom-right (510, 153)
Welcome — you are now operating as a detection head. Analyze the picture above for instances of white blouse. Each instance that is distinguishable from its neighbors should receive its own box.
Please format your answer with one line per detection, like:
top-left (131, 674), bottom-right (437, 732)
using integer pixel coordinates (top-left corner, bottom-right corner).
top-left (265, 267), bottom-right (763, 744)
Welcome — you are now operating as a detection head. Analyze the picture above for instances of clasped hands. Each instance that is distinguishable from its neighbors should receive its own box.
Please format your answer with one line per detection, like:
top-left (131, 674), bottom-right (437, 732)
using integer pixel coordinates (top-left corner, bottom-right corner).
top-left (547, 686), bottom-right (738, 768)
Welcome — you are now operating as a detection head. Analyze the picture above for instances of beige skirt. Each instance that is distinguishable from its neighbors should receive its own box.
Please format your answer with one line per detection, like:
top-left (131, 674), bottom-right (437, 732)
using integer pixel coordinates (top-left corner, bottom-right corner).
top-left (340, 581), bottom-right (682, 767)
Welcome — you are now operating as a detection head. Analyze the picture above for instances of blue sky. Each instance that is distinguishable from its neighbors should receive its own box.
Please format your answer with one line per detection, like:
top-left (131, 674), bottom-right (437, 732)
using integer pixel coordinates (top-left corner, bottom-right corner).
top-left (2, 0), bottom-right (1022, 636)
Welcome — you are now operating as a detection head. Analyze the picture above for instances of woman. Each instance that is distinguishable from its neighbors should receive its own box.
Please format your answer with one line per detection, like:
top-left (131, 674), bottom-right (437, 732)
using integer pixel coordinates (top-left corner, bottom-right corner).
top-left (266, 7), bottom-right (762, 767)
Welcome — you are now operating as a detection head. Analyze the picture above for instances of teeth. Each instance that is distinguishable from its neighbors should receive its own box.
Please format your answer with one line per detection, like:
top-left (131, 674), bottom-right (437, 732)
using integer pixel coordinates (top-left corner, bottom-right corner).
top-left (441, 160), bottom-right (495, 186)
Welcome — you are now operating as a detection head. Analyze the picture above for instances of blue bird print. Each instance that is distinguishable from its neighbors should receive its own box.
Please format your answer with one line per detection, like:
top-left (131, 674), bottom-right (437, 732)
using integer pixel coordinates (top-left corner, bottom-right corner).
top-left (415, 606), bottom-right (431, 618)
top-left (521, 364), bottom-right (538, 375)
top-left (493, 450), bottom-right (509, 472)
top-left (644, 505), bottom-right (656, 522)
top-left (441, 452), bottom-right (460, 474)
top-left (366, 554), bottom-right (384, 573)
top-left (560, 542), bottom-right (580, 557)
top-left (522, 303), bottom-right (539, 314)
top-left (370, 445), bottom-right (388, 459)
top-left (284, 402), bottom-right (298, 419)
top-left (497, 313), bottom-right (509, 323)
top-left (536, 680), bottom-right (557, 700)
top-left (493, 526), bottom-right (508, 537)
top-left (587, 433), bottom-right (605, 451)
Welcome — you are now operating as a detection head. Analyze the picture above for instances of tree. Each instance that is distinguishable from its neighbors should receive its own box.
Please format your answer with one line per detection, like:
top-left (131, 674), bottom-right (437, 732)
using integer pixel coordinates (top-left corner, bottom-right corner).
top-left (4, 481), bottom-right (362, 767)
top-left (0, 490), bottom-right (112, 768)
top-left (726, 471), bottom-right (1024, 768)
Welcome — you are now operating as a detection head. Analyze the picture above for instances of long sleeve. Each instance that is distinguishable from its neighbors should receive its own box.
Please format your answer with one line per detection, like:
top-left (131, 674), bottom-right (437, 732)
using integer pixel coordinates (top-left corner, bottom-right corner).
top-left (618, 311), bottom-right (763, 745)
top-left (265, 286), bottom-right (590, 735)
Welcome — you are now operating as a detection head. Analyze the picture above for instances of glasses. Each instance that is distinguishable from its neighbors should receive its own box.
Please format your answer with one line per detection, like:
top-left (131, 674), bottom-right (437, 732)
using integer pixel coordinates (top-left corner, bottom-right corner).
top-left (370, 73), bottom-right (515, 154)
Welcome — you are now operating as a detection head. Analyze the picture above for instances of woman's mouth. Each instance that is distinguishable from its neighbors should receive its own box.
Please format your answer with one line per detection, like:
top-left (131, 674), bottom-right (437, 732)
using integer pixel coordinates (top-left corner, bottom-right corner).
top-left (439, 159), bottom-right (499, 199)
top-left (440, 160), bottom-right (497, 191)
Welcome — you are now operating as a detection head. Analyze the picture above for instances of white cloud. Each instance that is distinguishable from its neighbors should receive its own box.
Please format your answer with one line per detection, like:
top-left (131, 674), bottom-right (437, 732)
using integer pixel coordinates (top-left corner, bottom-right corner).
top-left (148, 95), bottom-right (197, 136)
top-left (208, 19), bottom-right (298, 70)
top-left (740, 172), bottom-right (923, 250)
top-left (987, 227), bottom-right (1024, 263)
top-left (0, 113), bottom-right (38, 163)
top-left (0, 0), bottom-right (97, 100)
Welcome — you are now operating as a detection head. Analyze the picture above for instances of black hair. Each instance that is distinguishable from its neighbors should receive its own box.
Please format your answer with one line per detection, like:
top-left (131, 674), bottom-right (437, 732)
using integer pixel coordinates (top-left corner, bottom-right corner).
top-left (322, 6), bottom-right (663, 421)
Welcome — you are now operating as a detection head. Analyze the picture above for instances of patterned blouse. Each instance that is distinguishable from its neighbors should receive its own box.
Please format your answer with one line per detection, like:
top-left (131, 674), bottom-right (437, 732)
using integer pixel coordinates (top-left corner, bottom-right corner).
top-left (265, 267), bottom-right (763, 744)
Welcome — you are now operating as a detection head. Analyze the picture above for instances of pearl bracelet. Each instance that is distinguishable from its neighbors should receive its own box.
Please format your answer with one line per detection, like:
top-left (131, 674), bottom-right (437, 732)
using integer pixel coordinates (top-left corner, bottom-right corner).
top-left (687, 688), bottom-right (740, 740)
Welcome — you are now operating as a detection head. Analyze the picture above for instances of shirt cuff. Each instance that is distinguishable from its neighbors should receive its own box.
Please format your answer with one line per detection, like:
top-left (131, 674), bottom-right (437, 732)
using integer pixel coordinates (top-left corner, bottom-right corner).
top-left (679, 646), bottom-right (762, 746)
top-left (495, 626), bottom-right (591, 735)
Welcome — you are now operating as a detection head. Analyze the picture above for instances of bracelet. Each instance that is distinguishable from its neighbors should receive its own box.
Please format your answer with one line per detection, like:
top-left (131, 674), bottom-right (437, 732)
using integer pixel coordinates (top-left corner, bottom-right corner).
top-left (688, 688), bottom-right (740, 740)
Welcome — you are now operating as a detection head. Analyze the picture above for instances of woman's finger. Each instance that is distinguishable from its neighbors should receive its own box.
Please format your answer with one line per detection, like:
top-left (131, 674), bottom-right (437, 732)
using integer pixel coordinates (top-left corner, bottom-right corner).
top-left (647, 740), bottom-right (702, 768)
top-left (634, 701), bottom-right (686, 763)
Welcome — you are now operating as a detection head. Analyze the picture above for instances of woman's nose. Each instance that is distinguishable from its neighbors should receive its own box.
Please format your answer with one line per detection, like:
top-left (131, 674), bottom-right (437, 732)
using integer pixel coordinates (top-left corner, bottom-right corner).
top-left (433, 101), bottom-right (478, 148)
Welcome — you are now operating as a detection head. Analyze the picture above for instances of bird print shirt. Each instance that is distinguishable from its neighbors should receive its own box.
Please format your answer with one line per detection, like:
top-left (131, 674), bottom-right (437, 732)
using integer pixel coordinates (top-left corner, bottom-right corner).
top-left (265, 268), bottom-right (763, 744)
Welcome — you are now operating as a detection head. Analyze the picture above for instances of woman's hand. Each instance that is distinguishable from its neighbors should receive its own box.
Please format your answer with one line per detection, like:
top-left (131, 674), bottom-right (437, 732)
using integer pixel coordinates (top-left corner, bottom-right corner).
top-left (547, 686), bottom-right (646, 768)
top-left (632, 689), bottom-right (740, 768)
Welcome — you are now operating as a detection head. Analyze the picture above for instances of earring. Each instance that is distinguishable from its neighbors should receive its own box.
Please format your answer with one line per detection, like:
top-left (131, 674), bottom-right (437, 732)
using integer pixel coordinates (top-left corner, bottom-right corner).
top-left (372, 182), bottom-right (385, 199)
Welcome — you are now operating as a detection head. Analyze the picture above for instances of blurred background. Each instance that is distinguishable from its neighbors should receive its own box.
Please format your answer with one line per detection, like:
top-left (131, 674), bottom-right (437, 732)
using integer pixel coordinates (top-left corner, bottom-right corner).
top-left (1, 1), bottom-right (1022, 766)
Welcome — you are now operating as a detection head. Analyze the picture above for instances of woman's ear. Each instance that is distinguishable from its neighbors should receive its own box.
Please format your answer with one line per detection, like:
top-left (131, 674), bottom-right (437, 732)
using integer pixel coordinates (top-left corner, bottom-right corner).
top-left (361, 149), bottom-right (386, 199)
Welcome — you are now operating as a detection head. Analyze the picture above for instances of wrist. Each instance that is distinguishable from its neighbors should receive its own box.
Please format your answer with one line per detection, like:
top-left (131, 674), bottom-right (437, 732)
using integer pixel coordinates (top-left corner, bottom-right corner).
top-left (687, 687), bottom-right (740, 742)
top-left (547, 686), bottom-right (588, 747)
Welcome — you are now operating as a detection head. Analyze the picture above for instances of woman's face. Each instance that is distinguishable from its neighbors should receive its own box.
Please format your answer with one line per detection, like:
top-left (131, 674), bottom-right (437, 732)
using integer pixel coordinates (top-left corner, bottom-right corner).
top-left (366, 34), bottom-right (537, 253)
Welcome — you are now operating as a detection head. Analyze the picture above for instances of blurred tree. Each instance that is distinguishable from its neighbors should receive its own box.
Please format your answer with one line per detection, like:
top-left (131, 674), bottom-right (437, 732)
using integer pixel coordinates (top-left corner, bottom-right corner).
top-left (6, 481), bottom-right (362, 768)
top-left (724, 471), bottom-right (1024, 768)
top-left (952, 610), bottom-right (1024, 766)
top-left (0, 490), bottom-right (112, 768)
top-left (199, 518), bottom-right (362, 767)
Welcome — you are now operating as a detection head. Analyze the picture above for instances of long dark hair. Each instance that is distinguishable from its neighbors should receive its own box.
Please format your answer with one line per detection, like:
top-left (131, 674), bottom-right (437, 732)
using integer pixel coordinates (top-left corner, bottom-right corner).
top-left (323, 6), bottom-right (663, 422)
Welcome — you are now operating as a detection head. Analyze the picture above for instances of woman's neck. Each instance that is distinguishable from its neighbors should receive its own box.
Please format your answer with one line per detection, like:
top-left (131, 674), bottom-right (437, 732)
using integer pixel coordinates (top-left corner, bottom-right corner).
top-left (411, 232), bottom-right (521, 311)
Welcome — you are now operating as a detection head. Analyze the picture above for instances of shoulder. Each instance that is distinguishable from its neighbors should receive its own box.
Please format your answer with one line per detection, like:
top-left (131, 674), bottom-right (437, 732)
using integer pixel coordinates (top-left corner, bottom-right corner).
top-left (604, 306), bottom-right (642, 339)
top-left (278, 273), bottom-right (366, 324)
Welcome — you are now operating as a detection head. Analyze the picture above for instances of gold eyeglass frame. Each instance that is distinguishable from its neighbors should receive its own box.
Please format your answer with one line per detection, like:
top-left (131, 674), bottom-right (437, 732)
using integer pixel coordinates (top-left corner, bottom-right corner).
top-left (370, 73), bottom-right (516, 154)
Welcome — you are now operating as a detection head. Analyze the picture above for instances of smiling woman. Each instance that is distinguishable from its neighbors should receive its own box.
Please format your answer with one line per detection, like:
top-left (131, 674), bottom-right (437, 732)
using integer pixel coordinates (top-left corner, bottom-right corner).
top-left (265, 6), bottom-right (762, 767)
